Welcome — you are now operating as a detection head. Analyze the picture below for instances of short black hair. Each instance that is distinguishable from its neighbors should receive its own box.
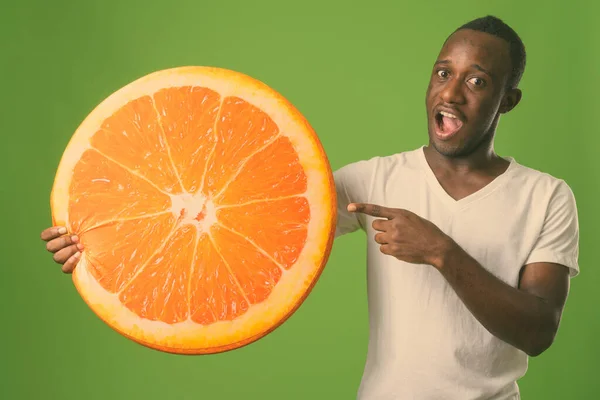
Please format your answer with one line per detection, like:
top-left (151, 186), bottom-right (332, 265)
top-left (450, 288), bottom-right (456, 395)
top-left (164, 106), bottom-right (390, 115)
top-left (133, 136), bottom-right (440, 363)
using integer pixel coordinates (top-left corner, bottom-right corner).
top-left (454, 15), bottom-right (526, 89)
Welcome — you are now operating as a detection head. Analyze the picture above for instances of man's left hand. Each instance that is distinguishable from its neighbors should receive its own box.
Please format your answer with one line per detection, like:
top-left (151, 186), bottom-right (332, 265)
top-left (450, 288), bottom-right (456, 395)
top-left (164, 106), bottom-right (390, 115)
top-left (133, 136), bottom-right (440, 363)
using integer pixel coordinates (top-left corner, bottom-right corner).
top-left (348, 203), bottom-right (455, 268)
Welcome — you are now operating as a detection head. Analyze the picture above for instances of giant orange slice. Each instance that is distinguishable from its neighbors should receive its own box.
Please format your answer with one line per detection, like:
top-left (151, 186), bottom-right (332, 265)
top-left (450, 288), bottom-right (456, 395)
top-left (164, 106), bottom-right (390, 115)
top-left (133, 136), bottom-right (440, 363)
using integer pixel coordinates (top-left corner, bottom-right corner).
top-left (50, 67), bottom-right (336, 354)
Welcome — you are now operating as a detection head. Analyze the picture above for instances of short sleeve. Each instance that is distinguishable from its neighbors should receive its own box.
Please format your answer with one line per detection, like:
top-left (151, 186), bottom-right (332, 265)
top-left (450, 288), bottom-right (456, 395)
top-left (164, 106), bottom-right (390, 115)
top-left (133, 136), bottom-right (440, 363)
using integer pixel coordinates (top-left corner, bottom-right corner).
top-left (333, 158), bottom-right (377, 238)
top-left (525, 180), bottom-right (580, 277)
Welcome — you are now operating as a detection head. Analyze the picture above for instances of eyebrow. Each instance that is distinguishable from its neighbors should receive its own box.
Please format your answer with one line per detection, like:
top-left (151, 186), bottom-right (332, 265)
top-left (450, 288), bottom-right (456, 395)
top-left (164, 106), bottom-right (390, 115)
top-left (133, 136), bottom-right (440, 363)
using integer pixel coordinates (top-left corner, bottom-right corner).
top-left (472, 64), bottom-right (493, 78)
top-left (434, 59), bottom-right (494, 79)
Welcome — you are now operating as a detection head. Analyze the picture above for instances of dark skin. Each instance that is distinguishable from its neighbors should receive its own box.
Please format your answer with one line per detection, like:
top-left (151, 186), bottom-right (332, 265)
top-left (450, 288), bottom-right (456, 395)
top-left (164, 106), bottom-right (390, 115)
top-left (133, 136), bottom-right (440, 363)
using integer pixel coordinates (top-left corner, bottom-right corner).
top-left (347, 203), bottom-right (569, 357)
top-left (40, 28), bottom-right (570, 357)
top-left (41, 227), bottom-right (82, 273)
top-left (347, 29), bottom-right (570, 357)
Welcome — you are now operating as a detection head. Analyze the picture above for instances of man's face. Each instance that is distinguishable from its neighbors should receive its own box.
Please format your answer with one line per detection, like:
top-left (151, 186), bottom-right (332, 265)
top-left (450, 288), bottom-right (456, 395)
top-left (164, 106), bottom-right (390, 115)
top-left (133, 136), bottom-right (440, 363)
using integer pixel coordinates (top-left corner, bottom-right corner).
top-left (425, 29), bottom-right (518, 158)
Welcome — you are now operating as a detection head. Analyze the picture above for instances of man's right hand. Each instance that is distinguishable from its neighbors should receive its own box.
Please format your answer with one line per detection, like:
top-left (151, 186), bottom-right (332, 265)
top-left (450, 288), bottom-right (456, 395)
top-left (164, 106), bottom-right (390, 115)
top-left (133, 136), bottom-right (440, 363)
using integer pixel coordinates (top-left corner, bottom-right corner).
top-left (41, 226), bottom-right (84, 274)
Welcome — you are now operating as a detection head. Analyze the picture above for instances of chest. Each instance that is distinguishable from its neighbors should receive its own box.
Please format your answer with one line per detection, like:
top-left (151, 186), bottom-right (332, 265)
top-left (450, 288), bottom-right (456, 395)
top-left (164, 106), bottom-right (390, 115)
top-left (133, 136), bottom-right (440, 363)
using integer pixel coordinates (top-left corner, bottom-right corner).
top-left (366, 172), bottom-right (546, 286)
top-left (433, 172), bottom-right (497, 201)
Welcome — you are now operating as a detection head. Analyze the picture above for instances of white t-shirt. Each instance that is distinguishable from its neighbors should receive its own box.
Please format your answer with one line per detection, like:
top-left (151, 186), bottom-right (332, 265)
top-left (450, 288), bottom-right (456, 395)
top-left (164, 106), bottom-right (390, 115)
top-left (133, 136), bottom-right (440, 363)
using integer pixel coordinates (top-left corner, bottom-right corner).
top-left (334, 146), bottom-right (580, 400)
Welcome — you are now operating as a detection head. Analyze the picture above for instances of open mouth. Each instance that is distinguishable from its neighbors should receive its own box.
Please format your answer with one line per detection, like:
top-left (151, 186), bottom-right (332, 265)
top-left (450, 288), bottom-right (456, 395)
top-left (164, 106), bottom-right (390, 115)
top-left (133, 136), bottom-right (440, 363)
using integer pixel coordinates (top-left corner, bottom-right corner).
top-left (434, 110), bottom-right (464, 139)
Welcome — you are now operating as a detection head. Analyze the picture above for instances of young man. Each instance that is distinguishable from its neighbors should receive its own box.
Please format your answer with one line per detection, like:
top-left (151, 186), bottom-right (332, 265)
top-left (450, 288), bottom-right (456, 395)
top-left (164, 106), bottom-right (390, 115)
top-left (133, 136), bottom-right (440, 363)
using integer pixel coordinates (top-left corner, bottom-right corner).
top-left (41, 16), bottom-right (579, 400)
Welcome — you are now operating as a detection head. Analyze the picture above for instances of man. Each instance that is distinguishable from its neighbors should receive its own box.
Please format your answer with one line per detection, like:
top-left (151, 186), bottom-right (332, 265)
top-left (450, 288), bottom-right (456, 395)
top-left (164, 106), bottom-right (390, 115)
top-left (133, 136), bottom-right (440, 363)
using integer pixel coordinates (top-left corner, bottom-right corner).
top-left (41, 15), bottom-right (579, 400)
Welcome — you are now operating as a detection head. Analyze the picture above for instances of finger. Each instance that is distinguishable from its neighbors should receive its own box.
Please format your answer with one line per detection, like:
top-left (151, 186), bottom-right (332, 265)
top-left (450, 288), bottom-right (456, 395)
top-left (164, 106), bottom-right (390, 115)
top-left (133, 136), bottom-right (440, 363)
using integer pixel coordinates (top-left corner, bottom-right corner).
top-left (374, 232), bottom-right (388, 245)
top-left (53, 244), bottom-right (80, 265)
top-left (372, 219), bottom-right (390, 232)
top-left (46, 235), bottom-right (81, 253)
top-left (40, 226), bottom-right (68, 242)
top-left (62, 252), bottom-right (81, 274)
top-left (348, 203), bottom-right (395, 219)
top-left (380, 244), bottom-right (393, 255)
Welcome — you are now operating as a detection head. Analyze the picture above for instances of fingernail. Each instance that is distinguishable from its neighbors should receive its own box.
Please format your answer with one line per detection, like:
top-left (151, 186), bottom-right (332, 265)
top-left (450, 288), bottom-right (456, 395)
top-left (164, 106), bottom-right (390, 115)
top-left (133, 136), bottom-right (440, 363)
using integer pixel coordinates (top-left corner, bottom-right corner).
top-left (347, 204), bottom-right (357, 212)
top-left (71, 235), bottom-right (79, 243)
top-left (74, 252), bottom-right (81, 258)
top-left (58, 227), bottom-right (67, 235)
top-left (77, 244), bottom-right (84, 251)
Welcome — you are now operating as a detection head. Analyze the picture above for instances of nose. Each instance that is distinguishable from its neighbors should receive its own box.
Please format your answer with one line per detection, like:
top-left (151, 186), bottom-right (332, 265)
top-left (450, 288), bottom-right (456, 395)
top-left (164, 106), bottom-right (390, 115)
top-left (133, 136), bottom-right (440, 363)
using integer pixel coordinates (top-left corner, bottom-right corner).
top-left (440, 78), bottom-right (466, 104)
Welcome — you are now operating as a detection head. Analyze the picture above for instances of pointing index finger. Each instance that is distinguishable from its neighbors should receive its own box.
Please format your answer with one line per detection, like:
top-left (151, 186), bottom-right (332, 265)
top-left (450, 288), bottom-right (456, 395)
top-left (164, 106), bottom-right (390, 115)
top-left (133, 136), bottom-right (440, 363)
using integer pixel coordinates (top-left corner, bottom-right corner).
top-left (347, 203), bottom-right (394, 219)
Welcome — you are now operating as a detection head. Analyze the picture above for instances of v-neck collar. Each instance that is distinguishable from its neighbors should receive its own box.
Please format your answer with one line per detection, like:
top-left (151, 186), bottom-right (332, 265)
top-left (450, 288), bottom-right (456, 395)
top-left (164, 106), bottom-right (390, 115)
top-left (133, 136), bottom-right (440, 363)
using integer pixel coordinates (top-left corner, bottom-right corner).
top-left (416, 146), bottom-right (517, 211)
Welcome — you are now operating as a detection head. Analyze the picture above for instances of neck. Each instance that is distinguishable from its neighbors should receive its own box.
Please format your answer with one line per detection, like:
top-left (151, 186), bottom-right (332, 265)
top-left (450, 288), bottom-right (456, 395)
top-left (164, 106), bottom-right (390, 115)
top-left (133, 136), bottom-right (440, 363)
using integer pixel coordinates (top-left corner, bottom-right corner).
top-left (423, 139), bottom-right (508, 175)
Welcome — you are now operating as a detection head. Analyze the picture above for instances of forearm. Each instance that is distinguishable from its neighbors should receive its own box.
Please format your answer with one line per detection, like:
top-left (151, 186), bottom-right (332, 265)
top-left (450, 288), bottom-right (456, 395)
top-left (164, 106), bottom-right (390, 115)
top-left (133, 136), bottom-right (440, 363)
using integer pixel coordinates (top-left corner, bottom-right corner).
top-left (436, 242), bottom-right (559, 356)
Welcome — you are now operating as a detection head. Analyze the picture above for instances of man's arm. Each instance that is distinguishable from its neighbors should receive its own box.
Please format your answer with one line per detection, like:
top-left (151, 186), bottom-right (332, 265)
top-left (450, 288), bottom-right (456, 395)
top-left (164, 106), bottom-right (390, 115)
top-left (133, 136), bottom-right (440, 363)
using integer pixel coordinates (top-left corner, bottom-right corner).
top-left (349, 178), bottom-right (579, 356)
top-left (436, 246), bottom-right (570, 356)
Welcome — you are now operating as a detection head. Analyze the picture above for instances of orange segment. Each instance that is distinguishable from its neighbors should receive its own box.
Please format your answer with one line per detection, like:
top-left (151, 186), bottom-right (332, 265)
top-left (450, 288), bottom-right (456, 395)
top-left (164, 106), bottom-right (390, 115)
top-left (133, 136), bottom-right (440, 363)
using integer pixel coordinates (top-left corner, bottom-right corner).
top-left (68, 149), bottom-right (172, 232)
top-left (153, 87), bottom-right (221, 193)
top-left (189, 233), bottom-right (250, 324)
top-left (211, 224), bottom-right (283, 305)
top-left (51, 66), bottom-right (336, 355)
top-left (217, 197), bottom-right (309, 269)
top-left (90, 95), bottom-right (183, 194)
top-left (119, 225), bottom-right (196, 323)
top-left (80, 212), bottom-right (176, 293)
top-left (215, 136), bottom-right (307, 205)
top-left (202, 96), bottom-right (279, 197)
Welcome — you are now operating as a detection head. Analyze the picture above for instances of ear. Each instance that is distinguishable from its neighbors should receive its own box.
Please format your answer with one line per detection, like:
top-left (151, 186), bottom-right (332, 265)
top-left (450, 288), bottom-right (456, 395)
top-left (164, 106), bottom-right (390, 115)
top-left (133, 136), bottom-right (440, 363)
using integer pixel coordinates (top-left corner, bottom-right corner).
top-left (499, 88), bottom-right (522, 114)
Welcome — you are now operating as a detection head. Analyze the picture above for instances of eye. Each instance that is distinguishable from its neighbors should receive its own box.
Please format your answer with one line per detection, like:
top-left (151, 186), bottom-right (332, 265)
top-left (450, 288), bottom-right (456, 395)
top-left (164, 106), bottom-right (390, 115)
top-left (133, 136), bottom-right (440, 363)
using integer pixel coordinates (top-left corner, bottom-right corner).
top-left (437, 70), bottom-right (449, 79)
top-left (468, 77), bottom-right (485, 87)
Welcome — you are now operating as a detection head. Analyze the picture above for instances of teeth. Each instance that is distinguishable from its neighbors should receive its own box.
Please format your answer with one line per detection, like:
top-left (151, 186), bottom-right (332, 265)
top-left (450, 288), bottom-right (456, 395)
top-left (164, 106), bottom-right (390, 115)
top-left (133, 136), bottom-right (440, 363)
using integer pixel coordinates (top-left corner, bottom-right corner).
top-left (440, 111), bottom-right (457, 119)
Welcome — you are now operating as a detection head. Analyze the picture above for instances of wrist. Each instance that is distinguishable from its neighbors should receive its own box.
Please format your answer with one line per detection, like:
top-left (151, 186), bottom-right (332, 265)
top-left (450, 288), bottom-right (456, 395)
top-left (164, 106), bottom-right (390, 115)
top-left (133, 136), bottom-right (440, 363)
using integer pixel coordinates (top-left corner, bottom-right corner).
top-left (431, 236), bottom-right (460, 270)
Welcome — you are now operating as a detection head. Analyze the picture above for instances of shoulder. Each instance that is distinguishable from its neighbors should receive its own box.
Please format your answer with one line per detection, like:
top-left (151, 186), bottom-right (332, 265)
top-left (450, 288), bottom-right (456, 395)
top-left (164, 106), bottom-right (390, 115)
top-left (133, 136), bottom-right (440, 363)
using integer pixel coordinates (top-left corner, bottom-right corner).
top-left (334, 147), bottom-right (423, 181)
top-left (512, 162), bottom-right (580, 275)
top-left (509, 160), bottom-right (578, 211)
top-left (332, 149), bottom-right (419, 204)
top-left (510, 160), bottom-right (574, 194)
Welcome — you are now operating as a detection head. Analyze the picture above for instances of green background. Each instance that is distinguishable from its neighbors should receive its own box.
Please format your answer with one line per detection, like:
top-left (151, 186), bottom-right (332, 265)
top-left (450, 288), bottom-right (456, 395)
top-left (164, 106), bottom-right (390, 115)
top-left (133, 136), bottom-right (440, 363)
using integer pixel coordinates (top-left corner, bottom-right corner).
top-left (2, 0), bottom-right (598, 399)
